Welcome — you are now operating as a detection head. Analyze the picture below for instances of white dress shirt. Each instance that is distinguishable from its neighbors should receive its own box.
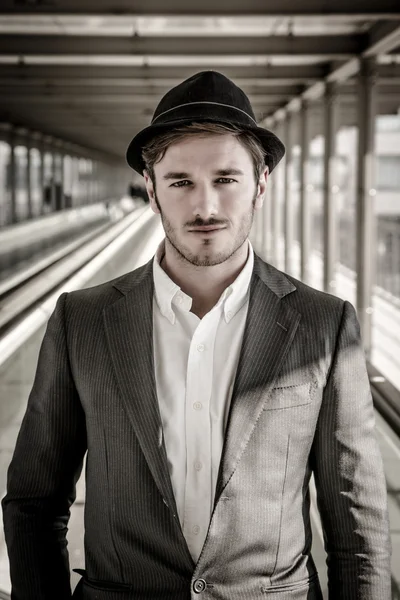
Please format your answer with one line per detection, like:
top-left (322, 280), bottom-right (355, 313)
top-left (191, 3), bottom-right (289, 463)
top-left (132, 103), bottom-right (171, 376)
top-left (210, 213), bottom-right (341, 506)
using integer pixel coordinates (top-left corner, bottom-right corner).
top-left (152, 238), bottom-right (254, 562)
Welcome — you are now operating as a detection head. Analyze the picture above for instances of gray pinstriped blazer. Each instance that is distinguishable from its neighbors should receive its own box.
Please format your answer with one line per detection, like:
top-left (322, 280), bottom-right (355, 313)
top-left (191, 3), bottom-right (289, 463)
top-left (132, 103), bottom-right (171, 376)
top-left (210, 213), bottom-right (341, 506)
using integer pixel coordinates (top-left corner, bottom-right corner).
top-left (2, 252), bottom-right (391, 600)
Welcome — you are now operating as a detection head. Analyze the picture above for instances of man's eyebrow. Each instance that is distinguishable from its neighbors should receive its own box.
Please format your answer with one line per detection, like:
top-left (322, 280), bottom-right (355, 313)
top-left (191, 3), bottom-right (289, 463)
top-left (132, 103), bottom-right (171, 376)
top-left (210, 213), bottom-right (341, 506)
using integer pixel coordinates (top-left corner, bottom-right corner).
top-left (163, 171), bottom-right (190, 180)
top-left (162, 168), bottom-right (245, 180)
top-left (214, 168), bottom-right (244, 176)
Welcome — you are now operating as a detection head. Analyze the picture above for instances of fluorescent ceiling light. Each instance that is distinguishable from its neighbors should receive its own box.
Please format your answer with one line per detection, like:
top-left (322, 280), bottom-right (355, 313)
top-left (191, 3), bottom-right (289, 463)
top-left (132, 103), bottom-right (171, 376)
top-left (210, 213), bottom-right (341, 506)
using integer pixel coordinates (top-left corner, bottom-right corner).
top-left (0, 55), bottom-right (345, 66)
top-left (0, 15), bottom-right (368, 36)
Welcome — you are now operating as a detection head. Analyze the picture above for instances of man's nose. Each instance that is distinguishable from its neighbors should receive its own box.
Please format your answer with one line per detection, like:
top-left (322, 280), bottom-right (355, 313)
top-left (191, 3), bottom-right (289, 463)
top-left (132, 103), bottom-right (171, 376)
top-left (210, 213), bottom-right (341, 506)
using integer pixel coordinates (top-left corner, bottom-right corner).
top-left (190, 184), bottom-right (219, 219)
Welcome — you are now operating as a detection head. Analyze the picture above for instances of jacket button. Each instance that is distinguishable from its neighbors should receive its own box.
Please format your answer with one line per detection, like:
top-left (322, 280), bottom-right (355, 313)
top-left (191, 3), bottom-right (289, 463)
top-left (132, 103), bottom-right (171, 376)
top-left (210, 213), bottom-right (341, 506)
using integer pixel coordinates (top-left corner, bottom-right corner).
top-left (193, 578), bottom-right (207, 593)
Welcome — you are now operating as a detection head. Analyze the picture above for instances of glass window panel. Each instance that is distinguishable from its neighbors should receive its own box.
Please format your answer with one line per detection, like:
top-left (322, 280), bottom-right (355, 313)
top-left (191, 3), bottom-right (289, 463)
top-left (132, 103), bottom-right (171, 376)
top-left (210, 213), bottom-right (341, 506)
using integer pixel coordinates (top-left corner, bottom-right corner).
top-left (54, 153), bottom-right (62, 183)
top-left (0, 140), bottom-right (11, 227)
top-left (308, 135), bottom-right (324, 292)
top-left (275, 158), bottom-right (286, 271)
top-left (29, 147), bottom-right (42, 217)
top-left (290, 146), bottom-right (301, 279)
top-left (86, 159), bottom-right (93, 203)
top-left (334, 126), bottom-right (357, 307)
top-left (53, 153), bottom-right (63, 211)
top-left (376, 114), bottom-right (400, 133)
top-left (63, 155), bottom-right (74, 208)
top-left (71, 157), bottom-right (79, 206)
top-left (14, 145), bottom-right (28, 222)
top-left (43, 151), bottom-right (53, 212)
top-left (78, 157), bottom-right (88, 205)
top-left (376, 156), bottom-right (400, 190)
top-left (371, 114), bottom-right (400, 390)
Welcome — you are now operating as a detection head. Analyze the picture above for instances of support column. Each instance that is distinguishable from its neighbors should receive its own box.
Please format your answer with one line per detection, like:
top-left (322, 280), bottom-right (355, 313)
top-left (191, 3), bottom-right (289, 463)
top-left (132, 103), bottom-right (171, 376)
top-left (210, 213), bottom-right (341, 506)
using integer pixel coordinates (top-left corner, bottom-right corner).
top-left (299, 100), bottom-right (311, 283)
top-left (72, 156), bottom-right (79, 206)
top-left (356, 57), bottom-right (378, 356)
top-left (260, 157), bottom-right (272, 259)
top-left (284, 112), bottom-right (294, 274)
top-left (9, 129), bottom-right (16, 224)
top-left (256, 198), bottom-right (263, 251)
top-left (323, 82), bottom-right (340, 294)
top-left (92, 160), bottom-right (98, 204)
top-left (268, 160), bottom-right (277, 264)
top-left (39, 139), bottom-right (45, 215)
top-left (27, 138), bottom-right (33, 219)
top-left (270, 121), bottom-right (286, 269)
top-left (264, 158), bottom-right (275, 262)
top-left (50, 149), bottom-right (56, 211)
top-left (59, 149), bottom-right (65, 210)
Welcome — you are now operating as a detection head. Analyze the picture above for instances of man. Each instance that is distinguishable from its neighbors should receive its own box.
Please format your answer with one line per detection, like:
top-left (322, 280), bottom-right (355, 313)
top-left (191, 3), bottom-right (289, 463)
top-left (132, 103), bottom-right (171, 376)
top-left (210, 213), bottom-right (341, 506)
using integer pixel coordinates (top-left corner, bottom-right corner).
top-left (2, 71), bottom-right (391, 599)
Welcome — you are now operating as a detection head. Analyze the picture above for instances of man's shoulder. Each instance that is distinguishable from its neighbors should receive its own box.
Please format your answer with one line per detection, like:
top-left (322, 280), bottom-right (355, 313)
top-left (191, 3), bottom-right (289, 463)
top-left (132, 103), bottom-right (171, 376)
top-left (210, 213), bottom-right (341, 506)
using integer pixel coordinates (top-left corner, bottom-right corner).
top-left (284, 271), bottom-right (343, 310)
top-left (255, 255), bottom-right (344, 310)
top-left (65, 258), bottom-right (153, 312)
top-left (254, 255), bottom-right (347, 336)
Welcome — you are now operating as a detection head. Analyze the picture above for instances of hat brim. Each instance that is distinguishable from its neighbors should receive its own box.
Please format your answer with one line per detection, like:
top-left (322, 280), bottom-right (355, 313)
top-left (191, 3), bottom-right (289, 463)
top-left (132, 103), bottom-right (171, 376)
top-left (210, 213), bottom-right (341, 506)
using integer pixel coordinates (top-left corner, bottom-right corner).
top-left (126, 116), bottom-right (285, 176)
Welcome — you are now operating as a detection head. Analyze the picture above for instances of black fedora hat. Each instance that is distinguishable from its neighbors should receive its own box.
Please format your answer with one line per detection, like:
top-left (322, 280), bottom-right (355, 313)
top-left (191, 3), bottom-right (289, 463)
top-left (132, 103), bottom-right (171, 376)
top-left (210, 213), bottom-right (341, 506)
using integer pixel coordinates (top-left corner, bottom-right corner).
top-left (126, 70), bottom-right (285, 175)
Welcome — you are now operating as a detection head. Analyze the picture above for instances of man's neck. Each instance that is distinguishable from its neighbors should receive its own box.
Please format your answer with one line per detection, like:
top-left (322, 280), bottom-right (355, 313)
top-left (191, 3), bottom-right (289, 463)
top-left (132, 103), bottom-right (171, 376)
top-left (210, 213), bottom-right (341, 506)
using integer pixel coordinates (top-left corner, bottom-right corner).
top-left (160, 242), bottom-right (249, 317)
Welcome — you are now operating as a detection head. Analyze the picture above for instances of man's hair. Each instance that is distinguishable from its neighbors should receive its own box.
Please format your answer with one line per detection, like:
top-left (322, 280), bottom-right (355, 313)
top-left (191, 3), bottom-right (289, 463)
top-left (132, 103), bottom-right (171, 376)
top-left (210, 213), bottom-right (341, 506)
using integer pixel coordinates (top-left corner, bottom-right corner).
top-left (142, 122), bottom-right (267, 185)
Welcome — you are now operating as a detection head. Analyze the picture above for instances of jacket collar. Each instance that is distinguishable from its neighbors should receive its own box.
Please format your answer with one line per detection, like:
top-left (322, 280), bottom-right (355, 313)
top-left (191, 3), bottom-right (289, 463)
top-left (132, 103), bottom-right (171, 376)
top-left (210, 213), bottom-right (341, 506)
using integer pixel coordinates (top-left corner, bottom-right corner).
top-left (112, 250), bottom-right (297, 301)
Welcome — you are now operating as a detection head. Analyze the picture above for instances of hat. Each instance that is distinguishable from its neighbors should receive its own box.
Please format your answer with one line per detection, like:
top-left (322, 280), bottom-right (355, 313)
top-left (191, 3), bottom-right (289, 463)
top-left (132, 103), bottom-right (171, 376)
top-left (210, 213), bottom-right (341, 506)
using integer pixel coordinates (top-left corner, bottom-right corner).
top-left (126, 70), bottom-right (285, 175)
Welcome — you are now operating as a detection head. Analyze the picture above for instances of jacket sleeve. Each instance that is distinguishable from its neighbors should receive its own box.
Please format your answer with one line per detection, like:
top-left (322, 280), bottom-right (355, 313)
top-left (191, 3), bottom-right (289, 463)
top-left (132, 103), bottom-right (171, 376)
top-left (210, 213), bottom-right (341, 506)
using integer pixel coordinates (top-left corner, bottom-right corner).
top-left (2, 292), bottom-right (87, 600)
top-left (311, 300), bottom-right (391, 599)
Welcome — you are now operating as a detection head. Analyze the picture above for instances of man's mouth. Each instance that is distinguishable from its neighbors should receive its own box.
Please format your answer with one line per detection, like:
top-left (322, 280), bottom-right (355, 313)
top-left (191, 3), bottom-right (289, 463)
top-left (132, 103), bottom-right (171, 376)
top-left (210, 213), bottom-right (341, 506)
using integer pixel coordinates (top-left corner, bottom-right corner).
top-left (189, 226), bottom-right (226, 232)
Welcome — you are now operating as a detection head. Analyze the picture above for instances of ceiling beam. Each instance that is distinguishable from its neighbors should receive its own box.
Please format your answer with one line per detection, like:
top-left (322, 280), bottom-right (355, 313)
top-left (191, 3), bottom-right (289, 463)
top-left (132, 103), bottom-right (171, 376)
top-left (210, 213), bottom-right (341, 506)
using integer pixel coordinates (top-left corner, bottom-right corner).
top-left (1, 64), bottom-right (398, 84)
top-left (364, 21), bottom-right (400, 56)
top-left (265, 18), bottom-right (400, 121)
top-left (3, 82), bottom-right (399, 102)
top-left (0, 0), bottom-right (399, 17)
top-left (0, 34), bottom-right (364, 57)
top-left (0, 93), bottom-right (295, 105)
top-left (0, 64), bottom-right (328, 81)
top-left (326, 23), bottom-right (400, 82)
top-left (0, 83), bottom-right (304, 97)
top-left (0, 77), bottom-right (316, 88)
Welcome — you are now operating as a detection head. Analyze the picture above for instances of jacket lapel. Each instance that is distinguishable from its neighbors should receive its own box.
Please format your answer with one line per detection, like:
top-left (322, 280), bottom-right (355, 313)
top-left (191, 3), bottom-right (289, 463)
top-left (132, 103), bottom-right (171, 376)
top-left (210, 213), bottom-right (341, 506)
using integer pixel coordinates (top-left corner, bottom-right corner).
top-left (102, 254), bottom-right (301, 536)
top-left (215, 256), bottom-right (301, 503)
top-left (103, 260), bottom-right (179, 521)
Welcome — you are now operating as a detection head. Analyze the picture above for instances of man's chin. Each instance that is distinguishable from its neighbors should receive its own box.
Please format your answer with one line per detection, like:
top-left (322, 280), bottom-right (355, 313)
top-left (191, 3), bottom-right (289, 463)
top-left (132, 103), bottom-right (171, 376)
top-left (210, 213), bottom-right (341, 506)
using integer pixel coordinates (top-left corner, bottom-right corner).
top-left (183, 251), bottom-right (232, 268)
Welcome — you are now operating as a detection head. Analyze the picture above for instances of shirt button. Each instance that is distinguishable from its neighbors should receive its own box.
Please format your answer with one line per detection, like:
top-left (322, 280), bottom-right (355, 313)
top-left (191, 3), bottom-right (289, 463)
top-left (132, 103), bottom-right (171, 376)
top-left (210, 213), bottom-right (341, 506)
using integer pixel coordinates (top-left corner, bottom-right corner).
top-left (192, 525), bottom-right (200, 535)
top-left (197, 343), bottom-right (205, 352)
top-left (175, 294), bottom-right (183, 303)
top-left (193, 402), bottom-right (203, 410)
top-left (193, 578), bottom-right (207, 593)
top-left (226, 310), bottom-right (233, 319)
top-left (194, 461), bottom-right (202, 471)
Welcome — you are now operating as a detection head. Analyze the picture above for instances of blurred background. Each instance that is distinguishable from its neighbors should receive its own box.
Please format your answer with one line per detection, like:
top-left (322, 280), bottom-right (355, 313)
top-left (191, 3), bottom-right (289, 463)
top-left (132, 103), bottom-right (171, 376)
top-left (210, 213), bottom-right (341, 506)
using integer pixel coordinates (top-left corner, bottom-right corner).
top-left (0, 2), bottom-right (399, 598)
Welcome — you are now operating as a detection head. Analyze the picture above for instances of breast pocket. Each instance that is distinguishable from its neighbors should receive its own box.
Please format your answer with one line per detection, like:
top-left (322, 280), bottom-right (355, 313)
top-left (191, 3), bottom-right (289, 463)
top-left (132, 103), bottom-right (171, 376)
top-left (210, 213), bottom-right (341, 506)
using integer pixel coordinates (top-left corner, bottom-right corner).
top-left (265, 382), bottom-right (313, 410)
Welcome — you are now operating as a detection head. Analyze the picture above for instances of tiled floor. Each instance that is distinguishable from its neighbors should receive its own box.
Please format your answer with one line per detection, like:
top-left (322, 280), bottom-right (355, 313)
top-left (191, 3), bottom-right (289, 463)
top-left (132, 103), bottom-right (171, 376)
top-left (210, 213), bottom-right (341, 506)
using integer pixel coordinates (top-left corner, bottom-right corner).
top-left (0, 226), bottom-right (399, 597)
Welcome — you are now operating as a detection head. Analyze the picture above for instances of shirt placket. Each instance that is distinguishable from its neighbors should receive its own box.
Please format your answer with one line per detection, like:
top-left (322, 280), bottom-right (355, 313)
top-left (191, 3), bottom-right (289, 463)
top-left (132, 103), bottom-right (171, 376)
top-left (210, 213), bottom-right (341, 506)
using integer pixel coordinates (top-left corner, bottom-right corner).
top-left (183, 310), bottom-right (219, 562)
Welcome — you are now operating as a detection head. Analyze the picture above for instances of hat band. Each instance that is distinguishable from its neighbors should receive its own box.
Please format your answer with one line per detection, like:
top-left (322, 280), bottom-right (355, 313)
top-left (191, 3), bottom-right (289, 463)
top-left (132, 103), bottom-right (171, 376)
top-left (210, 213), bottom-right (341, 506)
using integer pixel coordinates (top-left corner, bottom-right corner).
top-left (151, 101), bottom-right (258, 126)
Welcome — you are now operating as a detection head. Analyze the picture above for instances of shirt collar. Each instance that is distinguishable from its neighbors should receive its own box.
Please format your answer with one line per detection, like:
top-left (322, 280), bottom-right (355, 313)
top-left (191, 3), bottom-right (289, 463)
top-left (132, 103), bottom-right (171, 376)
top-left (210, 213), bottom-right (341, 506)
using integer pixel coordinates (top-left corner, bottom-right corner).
top-left (153, 238), bottom-right (254, 325)
top-left (223, 238), bottom-right (254, 323)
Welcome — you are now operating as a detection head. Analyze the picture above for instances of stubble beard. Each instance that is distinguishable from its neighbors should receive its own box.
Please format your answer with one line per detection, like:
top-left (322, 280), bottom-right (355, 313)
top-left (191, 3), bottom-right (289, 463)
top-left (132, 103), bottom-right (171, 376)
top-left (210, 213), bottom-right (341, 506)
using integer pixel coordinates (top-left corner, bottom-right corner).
top-left (154, 190), bottom-right (257, 268)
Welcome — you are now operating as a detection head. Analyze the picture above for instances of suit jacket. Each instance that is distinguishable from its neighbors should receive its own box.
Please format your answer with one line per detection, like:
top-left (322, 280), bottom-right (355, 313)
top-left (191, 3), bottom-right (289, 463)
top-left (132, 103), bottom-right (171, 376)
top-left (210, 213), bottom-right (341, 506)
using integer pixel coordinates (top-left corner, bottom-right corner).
top-left (2, 252), bottom-right (391, 600)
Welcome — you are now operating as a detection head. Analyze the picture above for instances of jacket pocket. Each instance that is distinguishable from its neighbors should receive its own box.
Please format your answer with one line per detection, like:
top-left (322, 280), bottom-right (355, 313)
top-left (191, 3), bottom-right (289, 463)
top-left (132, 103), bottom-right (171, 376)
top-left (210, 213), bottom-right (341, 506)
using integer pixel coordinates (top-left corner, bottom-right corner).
top-left (73, 569), bottom-right (132, 592)
top-left (262, 571), bottom-right (320, 593)
top-left (264, 382), bottom-right (313, 410)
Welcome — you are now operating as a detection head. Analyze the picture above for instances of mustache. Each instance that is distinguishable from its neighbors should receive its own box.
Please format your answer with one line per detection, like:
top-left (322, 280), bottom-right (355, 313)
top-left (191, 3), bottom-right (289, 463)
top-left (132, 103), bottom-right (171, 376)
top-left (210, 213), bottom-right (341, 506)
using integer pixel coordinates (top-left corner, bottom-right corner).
top-left (186, 219), bottom-right (227, 227)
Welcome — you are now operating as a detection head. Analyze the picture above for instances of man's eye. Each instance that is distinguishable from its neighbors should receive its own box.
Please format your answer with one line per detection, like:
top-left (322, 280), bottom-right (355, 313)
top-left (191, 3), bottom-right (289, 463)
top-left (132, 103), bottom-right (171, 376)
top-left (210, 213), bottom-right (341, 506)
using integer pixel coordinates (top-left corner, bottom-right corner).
top-left (171, 180), bottom-right (191, 187)
top-left (216, 178), bottom-right (235, 183)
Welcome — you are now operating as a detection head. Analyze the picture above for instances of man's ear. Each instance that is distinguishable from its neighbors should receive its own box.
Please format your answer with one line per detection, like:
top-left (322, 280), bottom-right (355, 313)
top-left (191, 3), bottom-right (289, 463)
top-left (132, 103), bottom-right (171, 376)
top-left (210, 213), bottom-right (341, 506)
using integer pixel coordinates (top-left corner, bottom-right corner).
top-left (143, 170), bottom-right (160, 214)
top-left (254, 166), bottom-right (269, 210)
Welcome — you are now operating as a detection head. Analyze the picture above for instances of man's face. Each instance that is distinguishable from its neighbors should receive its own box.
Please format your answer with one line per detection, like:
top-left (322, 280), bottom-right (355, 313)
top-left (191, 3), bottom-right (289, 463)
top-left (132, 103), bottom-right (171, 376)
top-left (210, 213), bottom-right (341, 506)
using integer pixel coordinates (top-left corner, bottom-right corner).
top-left (144, 134), bottom-right (267, 267)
